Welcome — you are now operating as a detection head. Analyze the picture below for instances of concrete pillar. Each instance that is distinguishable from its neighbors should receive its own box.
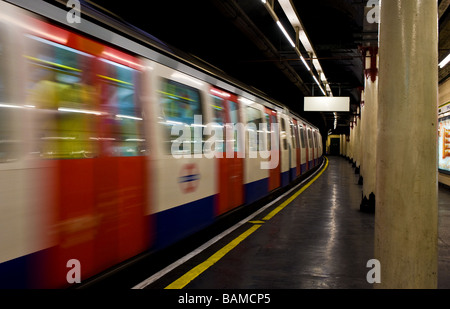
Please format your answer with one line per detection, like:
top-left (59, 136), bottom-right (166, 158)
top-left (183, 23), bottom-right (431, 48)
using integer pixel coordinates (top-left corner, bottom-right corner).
top-left (358, 101), bottom-right (365, 179)
top-left (349, 123), bottom-right (354, 163)
top-left (359, 90), bottom-right (366, 181)
top-left (343, 134), bottom-right (347, 158)
top-left (375, 0), bottom-right (438, 288)
top-left (354, 113), bottom-right (360, 171)
top-left (361, 48), bottom-right (378, 213)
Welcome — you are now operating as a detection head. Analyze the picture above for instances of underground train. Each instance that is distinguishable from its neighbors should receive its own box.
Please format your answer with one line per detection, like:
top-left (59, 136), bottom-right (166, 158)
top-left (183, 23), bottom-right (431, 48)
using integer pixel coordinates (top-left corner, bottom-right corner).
top-left (0, 0), bottom-right (323, 288)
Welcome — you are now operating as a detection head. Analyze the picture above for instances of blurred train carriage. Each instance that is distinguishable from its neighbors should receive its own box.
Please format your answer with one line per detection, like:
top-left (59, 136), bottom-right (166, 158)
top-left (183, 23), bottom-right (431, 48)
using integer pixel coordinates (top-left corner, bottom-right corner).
top-left (0, 1), bottom-right (323, 288)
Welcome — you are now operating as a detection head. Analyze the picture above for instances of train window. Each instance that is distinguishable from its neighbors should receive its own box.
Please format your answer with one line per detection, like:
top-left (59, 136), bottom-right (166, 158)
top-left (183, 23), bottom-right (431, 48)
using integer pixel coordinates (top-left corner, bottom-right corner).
top-left (246, 106), bottom-right (263, 153)
top-left (26, 35), bottom-right (99, 159)
top-left (312, 131), bottom-right (316, 148)
top-left (293, 123), bottom-right (300, 149)
top-left (99, 59), bottom-right (145, 157)
top-left (210, 95), bottom-right (225, 152)
top-left (299, 125), bottom-right (306, 148)
top-left (264, 113), bottom-right (271, 151)
top-left (159, 78), bottom-right (203, 155)
top-left (291, 121), bottom-right (298, 148)
top-left (228, 101), bottom-right (239, 124)
top-left (226, 99), bottom-right (240, 152)
top-left (314, 132), bottom-right (319, 149)
top-left (0, 26), bottom-right (20, 163)
top-left (308, 128), bottom-right (313, 148)
top-left (210, 95), bottom-right (241, 153)
top-left (211, 96), bottom-right (225, 124)
top-left (281, 118), bottom-right (288, 150)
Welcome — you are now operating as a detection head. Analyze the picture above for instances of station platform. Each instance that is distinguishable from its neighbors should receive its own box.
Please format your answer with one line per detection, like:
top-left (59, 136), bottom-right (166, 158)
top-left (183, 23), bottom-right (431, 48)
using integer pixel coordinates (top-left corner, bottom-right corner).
top-left (79, 156), bottom-right (450, 290)
top-left (132, 156), bottom-right (450, 290)
top-left (171, 155), bottom-right (375, 289)
top-left (131, 156), bottom-right (377, 289)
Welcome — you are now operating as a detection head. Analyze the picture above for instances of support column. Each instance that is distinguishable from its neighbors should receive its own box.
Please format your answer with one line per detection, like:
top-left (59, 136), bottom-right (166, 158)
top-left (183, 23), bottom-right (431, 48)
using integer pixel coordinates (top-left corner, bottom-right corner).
top-left (349, 122), bottom-right (354, 164)
top-left (375, 0), bottom-right (438, 288)
top-left (354, 112), bottom-right (361, 173)
top-left (358, 101), bottom-right (365, 181)
top-left (360, 47), bottom-right (378, 213)
top-left (344, 134), bottom-right (347, 159)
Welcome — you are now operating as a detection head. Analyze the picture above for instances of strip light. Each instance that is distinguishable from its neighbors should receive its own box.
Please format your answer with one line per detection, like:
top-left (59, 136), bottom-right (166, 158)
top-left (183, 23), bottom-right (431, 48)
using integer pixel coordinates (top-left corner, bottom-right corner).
top-left (300, 56), bottom-right (311, 72)
top-left (261, 0), bottom-right (330, 96)
top-left (439, 53), bottom-right (450, 69)
top-left (313, 75), bottom-right (326, 95)
top-left (276, 21), bottom-right (295, 48)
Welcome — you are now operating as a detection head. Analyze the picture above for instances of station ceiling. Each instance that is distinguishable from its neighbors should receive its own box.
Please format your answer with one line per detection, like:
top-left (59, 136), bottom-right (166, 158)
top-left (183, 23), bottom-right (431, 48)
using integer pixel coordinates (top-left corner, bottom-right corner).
top-left (88, 0), bottom-right (449, 135)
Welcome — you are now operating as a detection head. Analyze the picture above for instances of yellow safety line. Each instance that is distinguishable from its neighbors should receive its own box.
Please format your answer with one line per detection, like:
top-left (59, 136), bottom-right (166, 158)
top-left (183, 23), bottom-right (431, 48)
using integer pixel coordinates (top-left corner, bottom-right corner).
top-left (165, 224), bottom-right (262, 289)
top-left (263, 157), bottom-right (329, 221)
top-left (165, 156), bottom-right (329, 289)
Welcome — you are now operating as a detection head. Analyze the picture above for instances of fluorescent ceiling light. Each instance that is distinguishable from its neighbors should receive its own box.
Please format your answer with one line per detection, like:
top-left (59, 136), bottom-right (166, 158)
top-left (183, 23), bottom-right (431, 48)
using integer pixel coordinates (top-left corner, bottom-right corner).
top-left (312, 75), bottom-right (326, 96)
top-left (300, 56), bottom-right (311, 71)
top-left (313, 75), bottom-right (320, 86)
top-left (319, 86), bottom-right (326, 96)
top-left (439, 53), bottom-right (450, 69)
top-left (276, 21), bottom-right (296, 48)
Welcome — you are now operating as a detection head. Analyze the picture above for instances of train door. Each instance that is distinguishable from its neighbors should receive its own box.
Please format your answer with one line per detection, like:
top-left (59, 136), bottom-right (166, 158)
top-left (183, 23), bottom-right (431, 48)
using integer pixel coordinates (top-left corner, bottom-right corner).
top-left (0, 14), bottom-right (55, 288)
top-left (279, 114), bottom-right (290, 187)
top-left (243, 100), bottom-right (268, 204)
top-left (152, 65), bottom-right (217, 248)
top-left (264, 107), bottom-right (280, 191)
top-left (25, 21), bottom-right (149, 286)
top-left (299, 123), bottom-right (307, 174)
top-left (292, 119), bottom-right (301, 177)
top-left (25, 26), bottom-right (99, 286)
top-left (314, 130), bottom-right (319, 165)
top-left (302, 123), bottom-right (310, 171)
top-left (307, 126), bottom-right (314, 168)
top-left (311, 129), bottom-right (317, 166)
top-left (210, 88), bottom-right (244, 216)
top-left (96, 47), bottom-right (149, 264)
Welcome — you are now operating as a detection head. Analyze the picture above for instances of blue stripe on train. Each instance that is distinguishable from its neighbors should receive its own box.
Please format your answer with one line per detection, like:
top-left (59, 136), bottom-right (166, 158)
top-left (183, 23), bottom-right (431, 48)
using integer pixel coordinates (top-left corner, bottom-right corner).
top-left (301, 163), bottom-right (307, 174)
top-left (281, 170), bottom-right (290, 187)
top-left (0, 253), bottom-right (30, 289)
top-left (289, 167), bottom-right (297, 183)
top-left (0, 248), bottom-right (51, 289)
top-left (245, 178), bottom-right (268, 205)
top-left (152, 195), bottom-right (215, 250)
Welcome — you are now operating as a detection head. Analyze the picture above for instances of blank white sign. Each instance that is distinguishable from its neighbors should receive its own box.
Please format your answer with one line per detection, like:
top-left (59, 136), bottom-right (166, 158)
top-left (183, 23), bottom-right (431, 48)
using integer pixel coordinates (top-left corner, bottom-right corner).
top-left (304, 97), bottom-right (350, 112)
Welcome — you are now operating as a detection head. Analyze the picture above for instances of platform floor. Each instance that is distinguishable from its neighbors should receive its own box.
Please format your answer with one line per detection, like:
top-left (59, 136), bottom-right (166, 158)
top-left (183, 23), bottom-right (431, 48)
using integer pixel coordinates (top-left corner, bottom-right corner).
top-left (137, 156), bottom-right (450, 289)
top-left (181, 156), bottom-right (375, 289)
